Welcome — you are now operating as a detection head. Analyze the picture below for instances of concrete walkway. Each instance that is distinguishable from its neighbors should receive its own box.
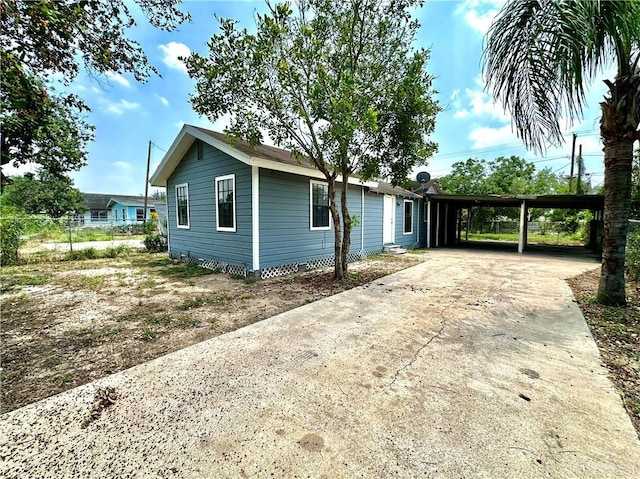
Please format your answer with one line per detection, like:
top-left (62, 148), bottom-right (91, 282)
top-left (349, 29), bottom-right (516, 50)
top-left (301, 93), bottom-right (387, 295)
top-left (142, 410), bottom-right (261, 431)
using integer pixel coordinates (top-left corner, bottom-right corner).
top-left (1, 249), bottom-right (639, 478)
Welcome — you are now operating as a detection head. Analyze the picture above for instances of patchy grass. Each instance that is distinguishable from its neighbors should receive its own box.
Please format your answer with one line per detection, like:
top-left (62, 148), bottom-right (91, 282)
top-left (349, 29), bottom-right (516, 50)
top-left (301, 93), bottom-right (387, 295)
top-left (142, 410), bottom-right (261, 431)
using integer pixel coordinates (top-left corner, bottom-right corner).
top-left (0, 271), bottom-right (52, 293)
top-left (159, 263), bottom-right (219, 279)
top-left (568, 270), bottom-right (640, 437)
top-left (177, 293), bottom-right (232, 311)
top-left (0, 251), bottom-right (423, 413)
top-left (468, 232), bottom-right (583, 246)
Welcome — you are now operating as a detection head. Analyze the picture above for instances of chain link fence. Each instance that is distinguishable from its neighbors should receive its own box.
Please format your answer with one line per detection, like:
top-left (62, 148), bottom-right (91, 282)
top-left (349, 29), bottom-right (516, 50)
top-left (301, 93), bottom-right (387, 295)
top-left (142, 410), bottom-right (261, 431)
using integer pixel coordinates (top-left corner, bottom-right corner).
top-left (0, 215), bottom-right (166, 266)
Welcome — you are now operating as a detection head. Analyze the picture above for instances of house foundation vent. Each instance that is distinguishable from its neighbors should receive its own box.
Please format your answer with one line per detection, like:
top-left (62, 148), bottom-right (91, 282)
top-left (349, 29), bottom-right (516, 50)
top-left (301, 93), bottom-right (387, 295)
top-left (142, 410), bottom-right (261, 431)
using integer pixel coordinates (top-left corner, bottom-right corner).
top-left (261, 263), bottom-right (299, 279)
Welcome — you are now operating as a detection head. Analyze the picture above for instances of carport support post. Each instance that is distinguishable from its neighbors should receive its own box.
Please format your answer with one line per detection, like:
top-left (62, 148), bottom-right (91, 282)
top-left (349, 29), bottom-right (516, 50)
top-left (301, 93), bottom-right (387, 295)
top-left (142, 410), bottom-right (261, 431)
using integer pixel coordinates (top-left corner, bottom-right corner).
top-left (465, 208), bottom-right (471, 241)
top-left (426, 200), bottom-right (432, 248)
top-left (518, 200), bottom-right (529, 253)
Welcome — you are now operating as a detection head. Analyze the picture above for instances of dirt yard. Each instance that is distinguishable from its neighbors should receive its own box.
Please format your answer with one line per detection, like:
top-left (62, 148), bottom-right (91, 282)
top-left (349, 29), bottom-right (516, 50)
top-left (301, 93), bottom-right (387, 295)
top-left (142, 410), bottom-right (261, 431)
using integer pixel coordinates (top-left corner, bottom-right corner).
top-left (567, 270), bottom-right (640, 435)
top-left (1, 251), bottom-right (421, 413)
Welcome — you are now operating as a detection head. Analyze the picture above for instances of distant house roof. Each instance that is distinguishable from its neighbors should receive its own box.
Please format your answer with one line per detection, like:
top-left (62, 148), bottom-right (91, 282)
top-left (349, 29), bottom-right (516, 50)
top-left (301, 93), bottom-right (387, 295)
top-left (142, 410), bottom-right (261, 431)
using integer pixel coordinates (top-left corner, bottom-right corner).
top-left (408, 179), bottom-right (444, 195)
top-left (82, 193), bottom-right (160, 209)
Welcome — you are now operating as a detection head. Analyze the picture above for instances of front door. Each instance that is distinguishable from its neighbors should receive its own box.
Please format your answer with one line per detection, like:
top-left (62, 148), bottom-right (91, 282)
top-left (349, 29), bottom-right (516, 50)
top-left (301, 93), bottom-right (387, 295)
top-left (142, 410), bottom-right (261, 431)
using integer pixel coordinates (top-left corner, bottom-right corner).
top-left (383, 195), bottom-right (395, 244)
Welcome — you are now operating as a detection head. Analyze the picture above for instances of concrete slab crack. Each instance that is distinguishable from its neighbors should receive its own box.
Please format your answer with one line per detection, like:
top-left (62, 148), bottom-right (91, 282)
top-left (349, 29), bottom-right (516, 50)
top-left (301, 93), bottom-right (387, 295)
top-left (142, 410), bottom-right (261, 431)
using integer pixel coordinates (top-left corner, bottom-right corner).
top-left (389, 319), bottom-right (446, 387)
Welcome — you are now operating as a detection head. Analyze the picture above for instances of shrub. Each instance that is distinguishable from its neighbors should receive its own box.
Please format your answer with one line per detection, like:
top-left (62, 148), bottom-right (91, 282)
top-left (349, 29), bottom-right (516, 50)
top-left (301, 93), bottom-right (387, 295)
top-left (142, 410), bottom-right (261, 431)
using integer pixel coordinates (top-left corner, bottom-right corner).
top-left (104, 245), bottom-right (131, 258)
top-left (144, 234), bottom-right (167, 253)
top-left (65, 247), bottom-right (98, 261)
top-left (626, 228), bottom-right (640, 282)
top-left (0, 216), bottom-right (24, 266)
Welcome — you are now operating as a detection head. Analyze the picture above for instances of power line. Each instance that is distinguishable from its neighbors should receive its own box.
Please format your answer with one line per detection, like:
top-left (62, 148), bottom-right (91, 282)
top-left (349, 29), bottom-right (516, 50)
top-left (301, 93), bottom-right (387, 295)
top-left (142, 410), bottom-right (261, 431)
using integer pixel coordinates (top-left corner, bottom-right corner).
top-left (151, 142), bottom-right (167, 153)
top-left (431, 129), bottom-right (601, 162)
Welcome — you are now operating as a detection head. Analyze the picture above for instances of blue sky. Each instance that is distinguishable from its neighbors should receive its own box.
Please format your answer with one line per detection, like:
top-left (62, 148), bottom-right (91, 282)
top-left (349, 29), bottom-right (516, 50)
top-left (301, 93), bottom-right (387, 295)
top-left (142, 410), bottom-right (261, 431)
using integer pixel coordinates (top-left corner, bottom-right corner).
top-left (6, 0), bottom-right (612, 194)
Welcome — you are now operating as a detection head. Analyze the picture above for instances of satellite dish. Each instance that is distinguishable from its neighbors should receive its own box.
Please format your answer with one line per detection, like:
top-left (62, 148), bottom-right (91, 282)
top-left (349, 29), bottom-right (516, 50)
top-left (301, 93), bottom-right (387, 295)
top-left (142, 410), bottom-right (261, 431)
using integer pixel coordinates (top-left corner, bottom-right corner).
top-left (416, 171), bottom-right (431, 184)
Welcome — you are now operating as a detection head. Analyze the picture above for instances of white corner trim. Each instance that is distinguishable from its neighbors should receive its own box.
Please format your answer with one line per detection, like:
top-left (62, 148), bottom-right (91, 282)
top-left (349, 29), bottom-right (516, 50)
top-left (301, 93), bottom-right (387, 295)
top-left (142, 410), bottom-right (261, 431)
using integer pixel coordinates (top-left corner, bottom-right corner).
top-left (215, 173), bottom-right (236, 232)
top-left (360, 186), bottom-right (365, 251)
top-left (309, 179), bottom-right (331, 231)
top-left (252, 166), bottom-right (260, 271)
top-left (175, 182), bottom-right (190, 229)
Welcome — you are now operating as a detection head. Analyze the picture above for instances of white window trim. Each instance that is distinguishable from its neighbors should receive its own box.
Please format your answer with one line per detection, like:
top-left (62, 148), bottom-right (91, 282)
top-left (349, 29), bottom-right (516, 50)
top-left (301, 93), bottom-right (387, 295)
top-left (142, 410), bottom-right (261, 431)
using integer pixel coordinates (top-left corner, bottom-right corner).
top-left (175, 182), bottom-right (190, 229)
top-left (310, 179), bottom-right (331, 231)
top-left (215, 174), bottom-right (236, 232)
top-left (403, 199), bottom-right (413, 235)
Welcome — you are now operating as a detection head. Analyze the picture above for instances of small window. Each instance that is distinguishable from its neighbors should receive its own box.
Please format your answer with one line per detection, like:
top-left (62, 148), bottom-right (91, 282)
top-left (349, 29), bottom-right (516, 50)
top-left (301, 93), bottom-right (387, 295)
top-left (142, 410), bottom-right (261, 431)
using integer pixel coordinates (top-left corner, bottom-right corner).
top-left (91, 210), bottom-right (107, 222)
top-left (136, 208), bottom-right (145, 221)
top-left (176, 183), bottom-right (190, 228)
top-left (197, 141), bottom-right (203, 161)
top-left (215, 174), bottom-right (236, 232)
top-left (310, 180), bottom-right (330, 230)
top-left (403, 200), bottom-right (413, 234)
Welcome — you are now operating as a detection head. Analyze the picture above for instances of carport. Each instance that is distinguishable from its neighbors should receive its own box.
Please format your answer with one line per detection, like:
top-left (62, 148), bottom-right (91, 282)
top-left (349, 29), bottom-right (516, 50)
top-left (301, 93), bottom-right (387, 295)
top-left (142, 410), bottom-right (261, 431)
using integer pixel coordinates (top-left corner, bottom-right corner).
top-left (423, 194), bottom-right (605, 253)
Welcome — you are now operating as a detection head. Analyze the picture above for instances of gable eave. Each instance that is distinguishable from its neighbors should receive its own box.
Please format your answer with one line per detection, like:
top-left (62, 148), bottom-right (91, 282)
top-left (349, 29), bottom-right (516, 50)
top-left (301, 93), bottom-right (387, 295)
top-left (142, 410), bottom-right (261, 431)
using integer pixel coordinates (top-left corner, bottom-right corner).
top-left (150, 124), bottom-right (378, 189)
top-left (150, 125), bottom-right (254, 187)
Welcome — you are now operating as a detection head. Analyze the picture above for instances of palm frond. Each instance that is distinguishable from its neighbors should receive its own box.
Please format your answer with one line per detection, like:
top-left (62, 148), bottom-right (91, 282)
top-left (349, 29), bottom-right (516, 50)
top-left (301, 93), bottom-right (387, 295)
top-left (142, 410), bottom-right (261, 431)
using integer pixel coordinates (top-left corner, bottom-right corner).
top-left (483, 0), bottom-right (640, 153)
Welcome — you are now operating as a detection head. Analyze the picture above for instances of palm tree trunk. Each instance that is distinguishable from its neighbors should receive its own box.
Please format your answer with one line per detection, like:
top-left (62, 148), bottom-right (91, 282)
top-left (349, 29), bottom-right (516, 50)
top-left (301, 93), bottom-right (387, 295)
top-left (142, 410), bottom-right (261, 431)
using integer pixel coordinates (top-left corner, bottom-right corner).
top-left (597, 139), bottom-right (634, 306)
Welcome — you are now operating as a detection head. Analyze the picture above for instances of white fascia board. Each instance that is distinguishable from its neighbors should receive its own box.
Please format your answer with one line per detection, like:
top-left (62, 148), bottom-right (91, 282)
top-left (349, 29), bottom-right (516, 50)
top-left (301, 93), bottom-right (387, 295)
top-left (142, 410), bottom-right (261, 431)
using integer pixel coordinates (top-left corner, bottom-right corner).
top-left (248, 156), bottom-right (378, 187)
top-left (150, 125), bottom-right (254, 187)
top-left (150, 125), bottom-right (194, 187)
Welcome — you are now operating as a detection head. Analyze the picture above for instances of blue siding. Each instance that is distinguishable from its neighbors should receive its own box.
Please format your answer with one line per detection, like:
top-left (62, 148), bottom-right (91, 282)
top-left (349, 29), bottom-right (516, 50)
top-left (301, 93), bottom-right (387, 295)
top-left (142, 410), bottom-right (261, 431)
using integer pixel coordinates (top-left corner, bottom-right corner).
top-left (166, 141), bottom-right (253, 267)
top-left (258, 170), bottom-right (369, 268)
top-left (108, 201), bottom-right (154, 224)
top-left (395, 199), bottom-right (420, 248)
top-left (363, 192), bottom-right (383, 250)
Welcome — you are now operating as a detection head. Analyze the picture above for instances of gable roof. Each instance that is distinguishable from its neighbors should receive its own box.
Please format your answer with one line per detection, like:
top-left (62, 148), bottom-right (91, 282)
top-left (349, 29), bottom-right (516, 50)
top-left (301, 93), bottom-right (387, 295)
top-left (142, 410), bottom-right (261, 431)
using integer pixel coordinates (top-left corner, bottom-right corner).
top-left (150, 124), bottom-right (379, 188)
top-left (82, 193), bottom-right (159, 209)
top-left (149, 124), bottom-right (419, 201)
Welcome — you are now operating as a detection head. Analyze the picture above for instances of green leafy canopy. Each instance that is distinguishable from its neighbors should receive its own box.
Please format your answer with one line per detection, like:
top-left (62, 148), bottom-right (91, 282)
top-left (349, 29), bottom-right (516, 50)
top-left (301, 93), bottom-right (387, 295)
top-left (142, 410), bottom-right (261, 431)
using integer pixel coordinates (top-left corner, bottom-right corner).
top-left (186, 0), bottom-right (441, 184)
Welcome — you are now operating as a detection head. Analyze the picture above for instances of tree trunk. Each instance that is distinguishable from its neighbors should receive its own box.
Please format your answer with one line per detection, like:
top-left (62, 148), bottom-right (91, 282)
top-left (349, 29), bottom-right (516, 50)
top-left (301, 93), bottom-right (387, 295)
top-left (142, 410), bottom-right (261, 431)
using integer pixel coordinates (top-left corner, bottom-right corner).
top-left (597, 139), bottom-right (634, 306)
top-left (340, 172), bottom-right (351, 278)
top-left (327, 180), bottom-right (343, 280)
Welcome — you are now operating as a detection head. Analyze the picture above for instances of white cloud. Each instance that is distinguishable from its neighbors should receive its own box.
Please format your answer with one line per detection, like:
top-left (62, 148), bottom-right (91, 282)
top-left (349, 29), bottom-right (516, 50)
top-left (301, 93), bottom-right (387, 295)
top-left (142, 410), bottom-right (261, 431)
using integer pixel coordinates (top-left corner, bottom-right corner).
top-left (156, 95), bottom-right (169, 107)
top-left (105, 71), bottom-right (131, 88)
top-left (158, 42), bottom-right (191, 73)
top-left (100, 98), bottom-right (141, 115)
top-left (113, 161), bottom-right (133, 171)
top-left (455, 0), bottom-right (505, 35)
top-left (451, 76), bottom-right (510, 123)
top-left (468, 124), bottom-right (518, 149)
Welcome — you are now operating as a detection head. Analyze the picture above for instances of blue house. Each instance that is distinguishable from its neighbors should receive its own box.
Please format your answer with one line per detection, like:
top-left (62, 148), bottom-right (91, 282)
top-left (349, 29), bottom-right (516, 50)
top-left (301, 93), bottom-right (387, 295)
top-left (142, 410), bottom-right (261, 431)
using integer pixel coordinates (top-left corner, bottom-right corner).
top-left (106, 197), bottom-right (159, 225)
top-left (150, 125), bottom-right (422, 278)
top-left (79, 193), bottom-right (162, 226)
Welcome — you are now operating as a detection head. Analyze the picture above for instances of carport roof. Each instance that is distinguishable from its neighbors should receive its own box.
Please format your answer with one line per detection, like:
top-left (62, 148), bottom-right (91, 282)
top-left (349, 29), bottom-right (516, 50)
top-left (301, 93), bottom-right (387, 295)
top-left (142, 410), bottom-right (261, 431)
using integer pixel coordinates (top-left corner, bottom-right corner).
top-left (429, 194), bottom-right (604, 210)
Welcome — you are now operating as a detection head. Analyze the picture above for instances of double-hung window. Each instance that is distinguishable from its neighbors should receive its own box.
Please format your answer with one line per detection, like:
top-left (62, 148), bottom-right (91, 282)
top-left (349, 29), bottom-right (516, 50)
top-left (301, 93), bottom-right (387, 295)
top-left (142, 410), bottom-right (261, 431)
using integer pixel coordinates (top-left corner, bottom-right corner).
top-left (403, 200), bottom-right (413, 234)
top-left (176, 183), bottom-right (190, 228)
top-left (136, 208), bottom-right (145, 222)
top-left (310, 180), bottom-right (330, 230)
top-left (215, 174), bottom-right (236, 232)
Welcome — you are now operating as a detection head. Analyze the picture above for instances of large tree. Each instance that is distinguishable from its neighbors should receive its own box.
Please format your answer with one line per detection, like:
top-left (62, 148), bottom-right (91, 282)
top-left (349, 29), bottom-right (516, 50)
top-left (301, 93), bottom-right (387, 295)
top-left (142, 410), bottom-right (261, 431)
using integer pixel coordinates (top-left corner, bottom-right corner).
top-left (484, 0), bottom-right (640, 305)
top-left (1, 171), bottom-right (85, 218)
top-left (0, 0), bottom-right (189, 175)
top-left (186, 0), bottom-right (440, 280)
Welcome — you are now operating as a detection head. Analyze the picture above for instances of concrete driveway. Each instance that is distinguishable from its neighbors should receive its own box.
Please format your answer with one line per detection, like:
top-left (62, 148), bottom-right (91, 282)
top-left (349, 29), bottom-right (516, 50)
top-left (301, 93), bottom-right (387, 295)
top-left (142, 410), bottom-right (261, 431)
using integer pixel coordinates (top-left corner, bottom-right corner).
top-left (2, 249), bottom-right (639, 478)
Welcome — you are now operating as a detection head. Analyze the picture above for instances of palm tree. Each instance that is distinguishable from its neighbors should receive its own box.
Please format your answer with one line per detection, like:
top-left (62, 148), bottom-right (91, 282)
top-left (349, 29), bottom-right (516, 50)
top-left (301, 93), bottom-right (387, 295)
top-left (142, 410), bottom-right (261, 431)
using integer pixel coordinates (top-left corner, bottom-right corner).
top-left (483, 0), bottom-right (640, 306)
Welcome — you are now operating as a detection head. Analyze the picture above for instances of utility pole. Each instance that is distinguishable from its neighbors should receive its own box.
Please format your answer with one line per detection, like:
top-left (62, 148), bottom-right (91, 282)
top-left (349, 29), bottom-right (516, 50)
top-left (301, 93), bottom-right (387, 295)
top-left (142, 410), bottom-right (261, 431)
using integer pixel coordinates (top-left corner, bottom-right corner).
top-left (143, 140), bottom-right (151, 225)
top-left (569, 133), bottom-right (577, 193)
top-left (577, 144), bottom-right (584, 195)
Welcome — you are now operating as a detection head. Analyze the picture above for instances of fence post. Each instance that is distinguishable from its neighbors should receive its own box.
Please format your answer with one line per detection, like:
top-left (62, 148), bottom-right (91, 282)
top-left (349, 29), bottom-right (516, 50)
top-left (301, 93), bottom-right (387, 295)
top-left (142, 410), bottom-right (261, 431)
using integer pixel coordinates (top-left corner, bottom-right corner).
top-left (67, 216), bottom-right (73, 252)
